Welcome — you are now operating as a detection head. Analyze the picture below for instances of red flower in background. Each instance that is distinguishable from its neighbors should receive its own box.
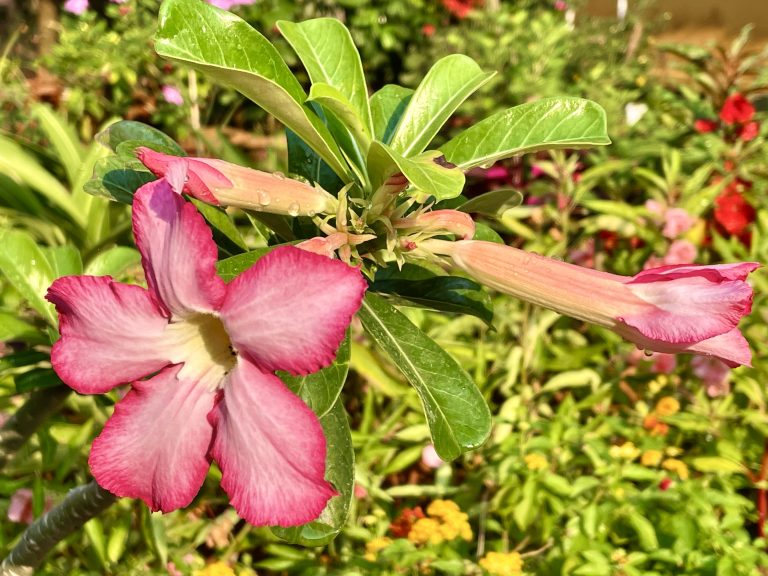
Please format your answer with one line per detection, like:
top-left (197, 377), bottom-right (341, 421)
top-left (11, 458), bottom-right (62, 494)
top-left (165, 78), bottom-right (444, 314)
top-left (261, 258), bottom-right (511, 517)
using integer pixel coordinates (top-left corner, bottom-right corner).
top-left (714, 179), bottom-right (755, 243)
top-left (442, 0), bottom-right (482, 19)
top-left (422, 23), bottom-right (436, 37)
top-left (694, 119), bottom-right (718, 134)
top-left (389, 507), bottom-right (425, 538)
top-left (720, 93), bottom-right (755, 125)
top-left (738, 121), bottom-right (760, 142)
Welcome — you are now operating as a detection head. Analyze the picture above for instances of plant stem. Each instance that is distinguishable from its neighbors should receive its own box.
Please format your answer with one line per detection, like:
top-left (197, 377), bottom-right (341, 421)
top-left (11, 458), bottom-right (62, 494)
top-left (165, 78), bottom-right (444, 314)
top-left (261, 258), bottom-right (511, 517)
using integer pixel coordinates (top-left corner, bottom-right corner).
top-left (0, 481), bottom-right (116, 575)
top-left (0, 385), bottom-right (71, 471)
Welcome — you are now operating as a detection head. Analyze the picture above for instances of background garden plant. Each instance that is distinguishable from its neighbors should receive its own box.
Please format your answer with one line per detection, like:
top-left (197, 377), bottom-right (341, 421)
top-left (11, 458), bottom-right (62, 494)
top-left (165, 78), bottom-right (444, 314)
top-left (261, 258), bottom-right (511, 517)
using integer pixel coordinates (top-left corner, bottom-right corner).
top-left (1, 0), bottom-right (767, 575)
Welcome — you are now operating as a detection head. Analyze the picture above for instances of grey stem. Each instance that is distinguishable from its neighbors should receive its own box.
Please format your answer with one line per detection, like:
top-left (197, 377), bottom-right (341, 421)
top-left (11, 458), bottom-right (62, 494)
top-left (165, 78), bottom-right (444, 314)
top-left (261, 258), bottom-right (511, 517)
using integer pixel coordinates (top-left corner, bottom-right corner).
top-left (0, 481), bottom-right (116, 575)
top-left (0, 386), bottom-right (71, 471)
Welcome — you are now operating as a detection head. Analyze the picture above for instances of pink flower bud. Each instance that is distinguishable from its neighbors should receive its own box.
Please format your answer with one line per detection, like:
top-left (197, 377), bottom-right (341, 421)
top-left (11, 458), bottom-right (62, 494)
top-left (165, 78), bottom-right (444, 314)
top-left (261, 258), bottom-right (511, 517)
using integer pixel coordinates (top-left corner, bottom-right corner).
top-left (393, 209), bottom-right (475, 240)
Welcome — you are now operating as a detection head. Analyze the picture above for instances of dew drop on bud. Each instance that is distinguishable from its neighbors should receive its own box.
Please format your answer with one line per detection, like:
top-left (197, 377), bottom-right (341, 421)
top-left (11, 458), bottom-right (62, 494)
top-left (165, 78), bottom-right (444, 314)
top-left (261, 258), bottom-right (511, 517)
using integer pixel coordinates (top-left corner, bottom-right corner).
top-left (288, 202), bottom-right (300, 217)
top-left (257, 191), bottom-right (271, 206)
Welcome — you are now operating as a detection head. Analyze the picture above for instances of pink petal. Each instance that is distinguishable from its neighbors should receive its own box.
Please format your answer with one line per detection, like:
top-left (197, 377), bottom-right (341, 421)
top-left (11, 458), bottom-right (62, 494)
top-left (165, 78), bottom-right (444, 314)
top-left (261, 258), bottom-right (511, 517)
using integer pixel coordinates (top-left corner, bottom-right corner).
top-left (89, 365), bottom-right (215, 512)
top-left (210, 358), bottom-right (336, 526)
top-left (220, 246), bottom-right (367, 375)
top-left (132, 178), bottom-right (226, 317)
top-left (47, 276), bottom-right (171, 394)
top-left (624, 274), bottom-right (753, 343)
top-left (684, 328), bottom-right (752, 368)
top-left (136, 148), bottom-right (224, 205)
top-left (632, 262), bottom-right (760, 283)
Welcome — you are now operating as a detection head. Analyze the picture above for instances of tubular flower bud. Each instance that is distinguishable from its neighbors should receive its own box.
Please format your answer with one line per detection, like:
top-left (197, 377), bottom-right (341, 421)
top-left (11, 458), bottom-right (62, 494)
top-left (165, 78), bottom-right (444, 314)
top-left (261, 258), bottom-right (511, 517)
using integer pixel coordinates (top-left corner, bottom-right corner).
top-left (393, 209), bottom-right (475, 240)
top-left (427, 240), bottom-right (758, 367)
top-left (136, 147), bottom-right (337, 217)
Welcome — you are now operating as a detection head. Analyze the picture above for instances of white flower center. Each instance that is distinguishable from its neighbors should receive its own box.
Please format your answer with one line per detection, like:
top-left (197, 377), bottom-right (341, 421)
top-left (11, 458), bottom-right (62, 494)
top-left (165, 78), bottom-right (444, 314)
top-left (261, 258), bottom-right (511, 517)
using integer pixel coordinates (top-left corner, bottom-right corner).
top-left (165, 313), bottom-right (237, 391)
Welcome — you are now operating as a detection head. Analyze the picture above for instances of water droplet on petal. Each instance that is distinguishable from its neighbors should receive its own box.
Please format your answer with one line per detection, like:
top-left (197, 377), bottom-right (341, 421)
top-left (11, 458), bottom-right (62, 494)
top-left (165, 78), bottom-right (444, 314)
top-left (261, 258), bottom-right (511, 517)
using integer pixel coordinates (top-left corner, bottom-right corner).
top-left (288, 202), bottom-right (300, 217)
top-left (644, 349), bottom-right (654, 357)
top-left (257, 191), bottom-right (271, 206)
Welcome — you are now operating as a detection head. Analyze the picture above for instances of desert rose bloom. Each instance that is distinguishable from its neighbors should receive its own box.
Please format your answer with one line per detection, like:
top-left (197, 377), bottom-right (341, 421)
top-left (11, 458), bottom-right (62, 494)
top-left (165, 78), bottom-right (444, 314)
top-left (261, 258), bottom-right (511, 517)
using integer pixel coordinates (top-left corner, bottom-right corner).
top-left (46, 178), bottom-right (367, 526)
top-left (425, 240), bottom-right (758, 367)
top-left (137, 147), bottom-right (337, 217)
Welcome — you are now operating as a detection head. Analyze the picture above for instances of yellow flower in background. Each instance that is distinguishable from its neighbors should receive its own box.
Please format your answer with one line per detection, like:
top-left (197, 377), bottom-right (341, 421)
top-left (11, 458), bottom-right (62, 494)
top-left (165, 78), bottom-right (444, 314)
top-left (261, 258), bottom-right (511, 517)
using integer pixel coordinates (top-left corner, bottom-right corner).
top-left (408, 517), bottom-right (444, 545)
top-left (665, 447), bottom-right (683, 457)
top-left (655, 397), bottom-right (680, 417)
top-left (641, 450), bottom-right (663, 467)
top-left (427, 499), bottom-right (461, 519)
top-left (194, 562), bottom-right (235, 576)
top-left (662, 458), bottom-right (690, 480)
top-left (364, 536), bottom-right (392, 561)
top-left (479, 551), bottom-right (523, 576)
top-left (610, 442), bottom-right (641, 461)
top-left (524, 453), bottom-right (548, 471)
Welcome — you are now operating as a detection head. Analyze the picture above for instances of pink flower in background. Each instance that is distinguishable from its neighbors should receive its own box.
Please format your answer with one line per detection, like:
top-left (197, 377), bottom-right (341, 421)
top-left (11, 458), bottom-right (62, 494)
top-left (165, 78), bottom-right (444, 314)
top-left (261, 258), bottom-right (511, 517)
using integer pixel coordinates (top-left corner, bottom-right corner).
top-left (207, 0), bottom-right (257, 9)
top-left (7, 489), bottom-right (53, 524)
top-left (137, 147), bottom-right (337, 217)
top-left (663, 239), bottom-right (697, 266)
top-left (662, 208), bottom-right (695, 239)
top-left (63, 0), bottom-right (88, 15)
top-left (161, 85), bottom-right (184, 106)
top-left (46, 177), bottom-right (366, 526)
top-left (421, 444), bottom-right (445, 469)
top-left (691, 356), bottom-right (731, 397)
top-left (428, 239), bottom-right (758, 367)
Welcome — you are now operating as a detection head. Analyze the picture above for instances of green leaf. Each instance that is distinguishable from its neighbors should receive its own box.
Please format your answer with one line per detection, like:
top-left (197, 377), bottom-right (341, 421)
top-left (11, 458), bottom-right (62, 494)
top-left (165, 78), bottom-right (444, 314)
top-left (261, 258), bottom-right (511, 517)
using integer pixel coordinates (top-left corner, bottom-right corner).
top-left (357, 293), bottom-right (491, 460)
top-left (539, 369), bottom-right (601, 394)
top-left (371, 275), bottom-right (494, 325)
top-left (272, 397), bottom-right (354, 546)
top-left (215, 247), bottom-right (274, 282)
top-left (278, 18), bottom-right (372, 136)
top-left (459, 189), bottom-right (523, 217)
top-left (286, 130), bottom-right (344, 194)
top-left (155, 0), bottom-right (349, 180)
top-left (472, 222), bottom-right (504, 243)
top-left (626, 510), bottom-right (659, 551)
top-left (43, 245), bottom-right (83, 278)
top-left (389, 54), bottom-right (494, 157)
top-left (15, 369), bottom-right (65, 393)
top-left (0, 135), bottom-right (85, 228)
top-left (280, 333), bottom-right (350, 418)
top-left (189, 199), bottom-right (247, 256)
top-left (0, 229), bottom-right (56, 326)
top-left (690, 457), bottom-right (745, 474)
top-left (0, 312), bottom-right (47, 344)
top-left (84, 156), bottom-right (155, 204)
top-left (370, 85), bottom-right (413, 144)
top-left (308, 83), bottom-right (371, 155)
top-left (96, 120), bottom-right (185, 156)
top-left (32, 104), bottom-right (84, 187)
top-left (442, 97), bottom-right (611, 170)
top-left (85, 247), bottom-right (141, 278)
top-left (368, 142), bottom-right (465, 201)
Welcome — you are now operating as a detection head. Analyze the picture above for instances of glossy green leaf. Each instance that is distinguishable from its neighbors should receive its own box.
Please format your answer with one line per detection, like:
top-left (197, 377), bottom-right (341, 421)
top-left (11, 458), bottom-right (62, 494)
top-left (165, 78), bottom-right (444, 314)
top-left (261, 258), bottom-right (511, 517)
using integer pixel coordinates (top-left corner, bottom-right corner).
top-left (626, 510), bottom-right (659, 551)
top-left (96, 120), bottom-right (185, 155)
top-left (308, 83), bottom-right (371, 155)
top-left (368, 142), bottom-right (465, 201)
top-left (472, 222), bottom-right (504, 243)
top-left (690, 456), bottom-right (746, 474)
top-left (286, 129), bottom-right (344, 194)
top-left (371, 275), bottom-right (494, 325)
top-left (0, 312), bottom-right (47, 344)
top-left (442, 97), bottom-right (611, 170)
top-left (156, 0), bottom-right (348, 179)
top-left (459, 188), bottom-right (523, 216)
top-left (0, 135), bottom-right (84, 228)
top-left (370, 85), bottom-right (413, 144)
top-left (280, 334), bottom-right (350, 418)
top-left (357, 293), bottom-right (491, 460)
top-left (15, 368), bottom-right (65, 393)
top-left (84, 155), bottom-right (155, 204)
top-left (0, 229), bottom-right (56, 326)
top-left (278, 18), bottom-right (372, 136)
top-left (389, 54), bottom-right (494, 157)
top-left (272, 396), bottom-right (354, 546)
top-left (85, 247), bottom-right (141, 278)
top-left (215, 247), bottom-right (274, 282)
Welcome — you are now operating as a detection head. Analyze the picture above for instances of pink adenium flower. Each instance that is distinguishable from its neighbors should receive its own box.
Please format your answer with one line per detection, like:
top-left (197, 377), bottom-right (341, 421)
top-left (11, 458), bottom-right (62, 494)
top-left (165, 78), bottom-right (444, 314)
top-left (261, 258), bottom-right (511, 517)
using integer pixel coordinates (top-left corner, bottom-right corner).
top-left (46, 178), bottom-right (367, 526)
top-left (207, 0), bottom-right (257, 10)
top-left (137, 147), bottom-right (337, 218)
top-left (63, 0), bottom-right (88, 15)
top-left (425, 240), bottom-right (758, 367)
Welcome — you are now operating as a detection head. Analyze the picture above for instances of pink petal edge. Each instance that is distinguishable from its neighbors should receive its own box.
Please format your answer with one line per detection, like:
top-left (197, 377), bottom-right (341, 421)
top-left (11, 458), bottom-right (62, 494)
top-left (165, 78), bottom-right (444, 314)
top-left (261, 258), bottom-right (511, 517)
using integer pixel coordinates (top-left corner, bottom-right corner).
top-left (46, 275), bottom-right (171, 394)
top-left (89, 365), bottom-right (216, 512)
top-left (210, 358), bottom-right (336, 526)
top-left (220, 246), bottom-right (367, 375)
